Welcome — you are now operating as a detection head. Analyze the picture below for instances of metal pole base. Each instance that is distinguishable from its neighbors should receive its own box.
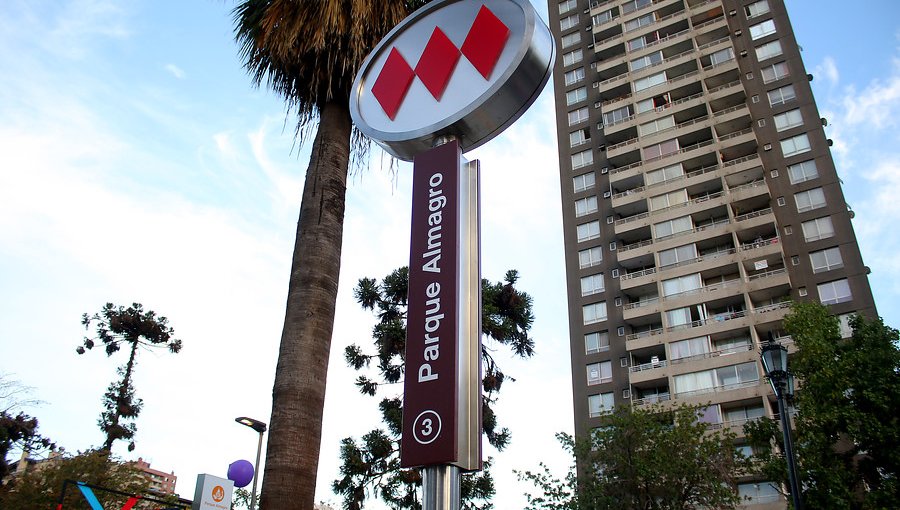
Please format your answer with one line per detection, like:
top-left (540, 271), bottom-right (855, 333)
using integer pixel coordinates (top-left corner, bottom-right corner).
top-left (422, 465), bottom-right (460, 510)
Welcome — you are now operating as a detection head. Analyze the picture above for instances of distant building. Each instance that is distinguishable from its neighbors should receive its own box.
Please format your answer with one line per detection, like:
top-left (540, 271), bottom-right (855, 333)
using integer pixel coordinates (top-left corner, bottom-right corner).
top-left (131, 457), bottom-right (177, 496)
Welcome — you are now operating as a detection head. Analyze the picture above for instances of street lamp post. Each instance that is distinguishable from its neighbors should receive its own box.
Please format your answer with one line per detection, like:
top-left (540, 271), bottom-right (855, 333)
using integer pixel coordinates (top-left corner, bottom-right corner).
top-left (760, 339), bottom-right (803, 510)
top-left (235, 417), bottom-right (267, 510)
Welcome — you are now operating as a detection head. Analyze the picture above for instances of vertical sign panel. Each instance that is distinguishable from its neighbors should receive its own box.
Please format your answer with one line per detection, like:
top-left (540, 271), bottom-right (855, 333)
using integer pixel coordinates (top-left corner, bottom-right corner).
top-left (402, 140), bottom-right (461, 467)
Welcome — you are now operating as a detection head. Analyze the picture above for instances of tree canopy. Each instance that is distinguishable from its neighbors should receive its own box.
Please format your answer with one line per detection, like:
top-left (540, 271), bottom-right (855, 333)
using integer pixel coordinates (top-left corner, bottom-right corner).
top-left (744, 301), bottom-right (900, 508)
top-left (78, 302), bottom-right (182, 452)
top-left (0, 374), bottom-right (53, 480)
top-left (518, 404), bottom-right (747, 510)
top-left (333, 267), bottom-right (534, 509)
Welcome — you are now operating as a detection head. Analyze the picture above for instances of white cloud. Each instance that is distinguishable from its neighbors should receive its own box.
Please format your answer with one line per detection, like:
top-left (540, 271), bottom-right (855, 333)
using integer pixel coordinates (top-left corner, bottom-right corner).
top-left (813, 56), bottom-right (840, 87)
top-left (165, 63), bottom-right (186, 79)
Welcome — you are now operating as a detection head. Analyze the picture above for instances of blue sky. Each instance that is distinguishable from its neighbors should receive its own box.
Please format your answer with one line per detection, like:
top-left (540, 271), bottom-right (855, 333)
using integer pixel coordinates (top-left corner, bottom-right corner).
top-left (0, 0), bottom-right (898, 507)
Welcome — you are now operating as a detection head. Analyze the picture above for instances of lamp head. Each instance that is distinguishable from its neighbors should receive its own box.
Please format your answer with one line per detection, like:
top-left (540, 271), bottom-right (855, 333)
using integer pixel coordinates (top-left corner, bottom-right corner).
top-left (236, 416), bottom-right (267, 433)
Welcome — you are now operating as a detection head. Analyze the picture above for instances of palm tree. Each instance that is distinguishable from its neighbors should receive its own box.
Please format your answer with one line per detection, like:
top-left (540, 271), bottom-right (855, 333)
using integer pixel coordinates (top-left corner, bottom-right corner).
top-left (232, 1), bottom-right (425, 508)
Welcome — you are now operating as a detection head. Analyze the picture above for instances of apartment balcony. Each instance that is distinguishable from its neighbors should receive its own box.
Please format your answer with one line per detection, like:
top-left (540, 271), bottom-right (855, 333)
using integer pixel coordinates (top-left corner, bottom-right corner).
top-left (631, 390), bottom-right (672, 408)
top-left (746, 267), bottom-right (790, 293)
top-left (712, 103), bottom-right (751, 127)
top-left (628, 358), bottom-right (670, 385)
top-left (706, 78), bottom-right (742, 101)
top-left (624, 296), bottom-right (662, 320)
top-left (688, 11), bottom-right (725, 36)
top-left (733, 207), bottom-right (775, 229)
top-left (676, 380), bottom-right (768, 407)
top-left (617, 216), bottom-right (731, 263)
top-left (728, 179), bottom-right (769, 202)
top-left (613, 160), bottom-right (720, 204)
top-left (721, 153), bottom-right (762, 177)
top-left (603, 88), bottom-right (706, 140)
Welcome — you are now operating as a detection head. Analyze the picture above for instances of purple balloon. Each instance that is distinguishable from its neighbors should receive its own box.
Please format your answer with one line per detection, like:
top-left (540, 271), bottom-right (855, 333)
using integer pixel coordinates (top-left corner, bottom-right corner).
top-left (227, 459), bottom-right (255, 488)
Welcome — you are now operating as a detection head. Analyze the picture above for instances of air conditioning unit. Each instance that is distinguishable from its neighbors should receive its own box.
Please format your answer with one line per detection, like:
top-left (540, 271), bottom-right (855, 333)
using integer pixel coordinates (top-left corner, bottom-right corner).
top-left (600, 167), bottom-right (609, 174)
top-left (763, 143), bottom-right (772, 151)
top-left (603, 191), bottom-right (612, 198)
top-left (734, 29), bottom-right (742, 36)
top-left (740, 50), bottom-right (748, 57)
top-left (623, 389), bottom-right (632, 399)
top-left (729, 9), bottom-right (737, 16)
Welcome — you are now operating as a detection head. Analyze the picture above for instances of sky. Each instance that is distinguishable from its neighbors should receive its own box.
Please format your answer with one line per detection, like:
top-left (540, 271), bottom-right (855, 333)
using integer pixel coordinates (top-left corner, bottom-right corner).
top-left (1, 0), bottom-right (899, 508)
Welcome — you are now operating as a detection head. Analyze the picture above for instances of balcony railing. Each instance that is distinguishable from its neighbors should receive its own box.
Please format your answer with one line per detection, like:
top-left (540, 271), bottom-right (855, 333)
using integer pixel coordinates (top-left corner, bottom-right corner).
top-left (624, 296), bottom-right (660, 310)
top-left (629, 359), bottom-right (668, 373)
top-left (675, 379), bottom-right (761, 399)
top-left (632, 392), bottom-right (671, 407)
top-left (626, 327), bottom-right (665, 342)
top-left (735, 208), bottom-right (773, 222)
top-left (722, 152), bottom-right (760, 168)
top-left (621, 266), bottom-right (657, 281)
top-left (620, 238), bottom-right (655, 253)
top-left (670, 343), bottom-right (753, 365)
top-left (747, 267), bottom-right (788, 282)
top-left (690, 14), bottom-right (725, 31)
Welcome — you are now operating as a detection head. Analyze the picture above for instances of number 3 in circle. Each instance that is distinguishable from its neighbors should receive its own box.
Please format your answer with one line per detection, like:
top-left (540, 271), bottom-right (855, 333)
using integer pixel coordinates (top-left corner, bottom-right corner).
top-left (412, 410), bottom-right (442, 445)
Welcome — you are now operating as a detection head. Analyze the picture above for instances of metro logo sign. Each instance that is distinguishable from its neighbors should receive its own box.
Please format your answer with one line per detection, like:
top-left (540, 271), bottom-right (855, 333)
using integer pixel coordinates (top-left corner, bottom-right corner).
top-left (371, 6), bottom-right (510, 119)
top-left (350, 0), bottom-right (554, 161)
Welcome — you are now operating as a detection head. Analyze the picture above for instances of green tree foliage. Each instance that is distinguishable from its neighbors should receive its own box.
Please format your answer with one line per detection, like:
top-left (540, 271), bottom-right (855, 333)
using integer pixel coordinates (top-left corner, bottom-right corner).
top-left (333, 268), bottom-right (534, 509)
top-left (77, 303), bottom-right (182, 452)
top-left (0, 374), bottom-right (54, 480)
top-left (0, 449), bottom-right (150, 509)
top-left (744, 301), bottom-right (900, 508)
top-left (518, 404), bottom-right (747, 510)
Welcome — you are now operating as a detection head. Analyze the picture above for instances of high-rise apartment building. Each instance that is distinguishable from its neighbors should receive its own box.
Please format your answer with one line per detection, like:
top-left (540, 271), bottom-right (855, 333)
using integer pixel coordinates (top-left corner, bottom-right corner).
top-left (547, 0), bottom-right (876, 506)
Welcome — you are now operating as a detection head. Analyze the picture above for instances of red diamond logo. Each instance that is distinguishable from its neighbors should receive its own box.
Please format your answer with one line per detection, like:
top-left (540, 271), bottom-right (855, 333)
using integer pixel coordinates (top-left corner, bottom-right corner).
top-left (372, 48), bottom-right (415, 120)
top-left (461, 5), bottom-right (510, 80)
top-left (414, 27), bottom-right (461, 101)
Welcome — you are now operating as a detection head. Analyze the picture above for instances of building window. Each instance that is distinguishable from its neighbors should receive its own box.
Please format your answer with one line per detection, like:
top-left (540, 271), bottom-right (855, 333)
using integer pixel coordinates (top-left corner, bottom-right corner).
top-left (571, 149), bottom-right (593, 169)
top-left (755, 40), bottom-right (783, 61)
top-left (561, 31), bottom-right (581, 49)
top-left (781, 133), bottom-right (811, 157)
top-left (560, 13), bottom-right (579, 31)
top-left (573, 172), bottom-right (596, 193)
top-left (611, 268), bottom-right (619, 277)
top-left (802, 216), bottom-right (835, 241)
top-left (794, 187), bottom-right (826, 213)
top-left (643, 138), bottom-right (679, 159)
top-left (788, 160), bottom-right (818, 184)
top-left (653, 215), bottom-right (692, 239)
top-left (774, 108), bottom-right (803, 132)
top-left (739, 482), bottom-right (780, 504)
top-left (744, 0), bottom-right (770, 19)
top-left (575, 196), bottom-right (599, 217)
top-left (777, 196), bottom-right (786, 206)
top-left (593, 9), bottom-right (615, 26)
top-left (581, 273), bottom-right (606, 296)
top-left (649, 188), bottom-right (688, 211)
top-left (762, 62), bottom-right (790, 83)
top-left (662, 273), bottom-right (702, 297)
top-left (768, 84), bottom-right (796, 106)
top-left (838, 313), bottom-right (854, 338)
top-left (798, 287), bottom-right (808, 296)
top-left (818, 279), bottom-right (852, 305)
top-left (602, 105), bottom-right (634, 126)
top-left (562, 48), bottom-right (584, 67)
top-left (579, 246), bottom-right (603, 268)
top-left (791, 255), bottom-right (800, 266)
top-left (749, 19), bottom-right (776, 40)
top-left (645, 163), bottom-right (684, 185)
top-left (810, 246), bottom-right (843, 273)
top-left (658, 243), bottom-right (697, 267)
top-left (634, 72), bottom-right (667, 92)
top-left (638, 115), bottom-right (675, 137)
top-left (587, 361), bottom-right (613, 385)
top-left (570, 127), bottom-right (591, 147)
top-left (672, 362), bottom-right (758, 396)
top-left (577, 220), bottom-right (602, 242)
top-left (566, 87), bottom-right (587, 106)
top-left (624, 13), bottom-right (655, 33)
top-left (708, 47), bottom-right (734, 66)
top-left (568, 106), bottom-right (589, 126)
top-left (585, 331), bottom-right (610, 354)
top-left (564, 67), bottom-right (585, 85)
top-left (669, 336), bottom-right (710, 359)
top-left (558, 0), bottom-right (577, 15)
top-left (630, 51), bottom-right (663, 72)
top-left (583, 301), bottom-right (608, 325)
top-left (617, 326), bottom-right (625, 336)
top-left (588, 392), bottom-right (615, 417)
top-left (622, 0), bottom-right (652, 14)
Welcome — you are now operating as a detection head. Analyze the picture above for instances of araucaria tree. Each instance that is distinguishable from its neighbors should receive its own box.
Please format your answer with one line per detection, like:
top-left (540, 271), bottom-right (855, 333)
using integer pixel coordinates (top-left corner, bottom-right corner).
top-left (0, 374), bottom-right (54, 479)
top-left (231, 2), bottom-right (426, 508)
top-left (518, 404), bottom-right (747, 510)
top-left (744, 302), bottom-right (900, 508)
top-left (332, 267), bottom-right (534, 509)
top-left (77, 303), bottom-right (182, 452)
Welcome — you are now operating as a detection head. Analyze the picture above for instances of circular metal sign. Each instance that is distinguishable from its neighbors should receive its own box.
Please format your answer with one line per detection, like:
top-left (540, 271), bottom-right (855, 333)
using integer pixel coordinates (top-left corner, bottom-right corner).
top-left (350, 0), bottom-right (554, 161)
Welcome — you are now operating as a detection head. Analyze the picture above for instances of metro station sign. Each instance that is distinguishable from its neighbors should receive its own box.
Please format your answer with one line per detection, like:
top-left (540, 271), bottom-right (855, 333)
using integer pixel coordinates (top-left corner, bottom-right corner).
top-left (350, 0), bottom-right (554, 161)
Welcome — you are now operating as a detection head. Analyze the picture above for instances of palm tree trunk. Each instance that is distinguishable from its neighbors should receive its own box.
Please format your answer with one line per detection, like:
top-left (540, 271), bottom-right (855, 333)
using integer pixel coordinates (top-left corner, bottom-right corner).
top-left (259, 100), bottom-right (351, 510)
